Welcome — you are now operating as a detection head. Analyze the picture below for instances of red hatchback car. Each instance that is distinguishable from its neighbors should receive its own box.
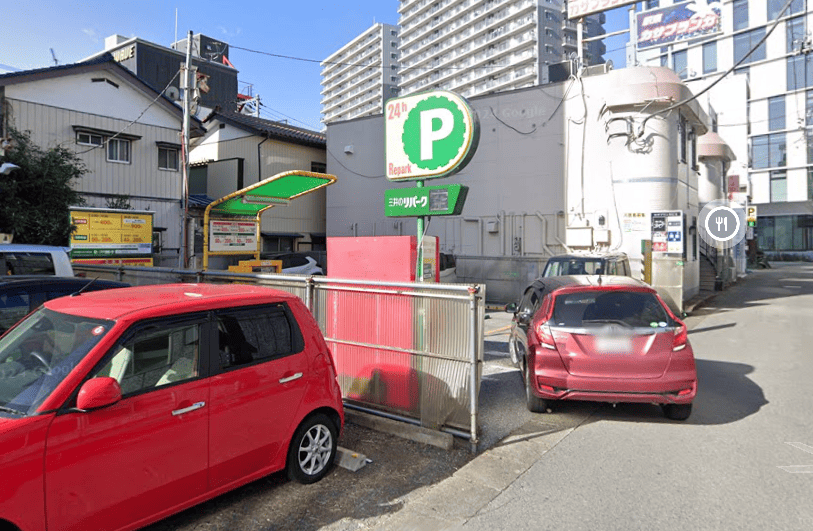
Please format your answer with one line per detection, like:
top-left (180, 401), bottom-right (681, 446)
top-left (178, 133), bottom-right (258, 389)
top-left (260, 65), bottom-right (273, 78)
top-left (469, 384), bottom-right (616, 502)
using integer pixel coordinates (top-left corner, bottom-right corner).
top-left (0, 283), bottom-right (344, 531)
top-left (506, 276), bottom-right (696, 420)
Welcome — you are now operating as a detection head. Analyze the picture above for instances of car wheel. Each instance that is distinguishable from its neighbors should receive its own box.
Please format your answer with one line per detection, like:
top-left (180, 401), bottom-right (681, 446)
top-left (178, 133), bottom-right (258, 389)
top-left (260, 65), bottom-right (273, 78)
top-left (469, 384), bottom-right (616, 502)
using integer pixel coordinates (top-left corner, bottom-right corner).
top-left (287, 413), bottom-right (338, 484)
top-left (523, 360), bottom-right (548, 413)
top-left (662, 403), bottom-right (692, 421)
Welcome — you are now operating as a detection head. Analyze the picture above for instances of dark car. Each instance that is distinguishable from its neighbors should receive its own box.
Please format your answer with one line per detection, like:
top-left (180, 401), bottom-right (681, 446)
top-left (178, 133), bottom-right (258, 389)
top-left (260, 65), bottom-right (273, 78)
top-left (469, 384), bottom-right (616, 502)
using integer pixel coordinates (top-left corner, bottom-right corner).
top-left (542, 252), bottom-right (631, 277)
top-left (0, 277), bottom-right (129, 334)
top-left (505, 275), bottom-right (696, 420)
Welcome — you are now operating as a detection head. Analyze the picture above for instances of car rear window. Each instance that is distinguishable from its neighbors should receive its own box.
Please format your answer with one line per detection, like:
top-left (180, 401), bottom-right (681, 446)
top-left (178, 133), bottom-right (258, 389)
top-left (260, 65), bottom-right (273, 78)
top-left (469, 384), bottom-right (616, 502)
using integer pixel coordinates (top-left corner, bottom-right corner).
top-left (545, 259), bottom-right (603, 276)
top-left (2, 252), bottom-right (56, 275)
top-left (216, 303), bottom-right (305, 370)
top-left (552, 290), bottom-right (670, 328)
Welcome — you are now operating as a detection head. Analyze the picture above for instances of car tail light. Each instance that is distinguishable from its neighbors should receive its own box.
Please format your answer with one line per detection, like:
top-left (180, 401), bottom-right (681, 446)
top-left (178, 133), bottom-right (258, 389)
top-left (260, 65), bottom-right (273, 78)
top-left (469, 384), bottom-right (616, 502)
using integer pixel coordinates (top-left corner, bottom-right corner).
top-left (678, 388), bottom-right (692, 396)
top-left (673, 321), bottom-right (688, 351)
top-left (535, 322), bottom-right (556, 350)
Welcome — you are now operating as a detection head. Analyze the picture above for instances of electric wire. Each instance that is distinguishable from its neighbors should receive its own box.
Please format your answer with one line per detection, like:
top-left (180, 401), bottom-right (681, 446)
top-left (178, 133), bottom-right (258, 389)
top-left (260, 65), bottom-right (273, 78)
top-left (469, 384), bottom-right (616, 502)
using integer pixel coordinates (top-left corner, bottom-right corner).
top-left (75, 70), bottom-right (182, 155)
top-left (635, 0), bottom-right (796, 139)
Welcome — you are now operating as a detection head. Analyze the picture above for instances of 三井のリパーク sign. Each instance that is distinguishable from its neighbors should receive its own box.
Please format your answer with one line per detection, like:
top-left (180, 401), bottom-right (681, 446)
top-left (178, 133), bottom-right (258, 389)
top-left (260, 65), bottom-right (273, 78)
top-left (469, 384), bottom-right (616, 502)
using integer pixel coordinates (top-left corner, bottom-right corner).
top-left (385, 90), bottom-right (479, 182)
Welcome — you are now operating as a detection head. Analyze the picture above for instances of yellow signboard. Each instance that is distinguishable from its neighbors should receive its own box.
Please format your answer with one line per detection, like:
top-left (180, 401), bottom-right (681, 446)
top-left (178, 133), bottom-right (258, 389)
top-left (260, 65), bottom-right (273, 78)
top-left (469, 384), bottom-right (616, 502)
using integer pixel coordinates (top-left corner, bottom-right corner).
top-left (70, 208), bottom-right (154, 260)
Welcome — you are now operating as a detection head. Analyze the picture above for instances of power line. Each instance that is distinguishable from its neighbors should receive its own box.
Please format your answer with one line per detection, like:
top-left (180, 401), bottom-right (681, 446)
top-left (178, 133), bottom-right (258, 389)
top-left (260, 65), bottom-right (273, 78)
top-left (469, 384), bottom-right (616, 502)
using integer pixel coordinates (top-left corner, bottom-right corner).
top-left (76, 70), bottom-right (181, 155)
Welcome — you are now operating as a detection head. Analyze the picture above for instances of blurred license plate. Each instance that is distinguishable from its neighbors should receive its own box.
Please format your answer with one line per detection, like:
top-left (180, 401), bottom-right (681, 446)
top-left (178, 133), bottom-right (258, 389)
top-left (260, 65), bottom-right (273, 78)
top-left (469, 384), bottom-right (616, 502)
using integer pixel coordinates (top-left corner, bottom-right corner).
top-left (595, 336), bottom-right (631, 353)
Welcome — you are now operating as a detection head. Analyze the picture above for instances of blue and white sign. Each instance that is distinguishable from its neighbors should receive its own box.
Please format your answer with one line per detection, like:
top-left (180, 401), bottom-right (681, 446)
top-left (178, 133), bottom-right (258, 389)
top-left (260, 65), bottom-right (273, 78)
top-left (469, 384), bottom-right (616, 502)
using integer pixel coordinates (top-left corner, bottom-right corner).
top-left (637, 1), bottom-right (722, 50)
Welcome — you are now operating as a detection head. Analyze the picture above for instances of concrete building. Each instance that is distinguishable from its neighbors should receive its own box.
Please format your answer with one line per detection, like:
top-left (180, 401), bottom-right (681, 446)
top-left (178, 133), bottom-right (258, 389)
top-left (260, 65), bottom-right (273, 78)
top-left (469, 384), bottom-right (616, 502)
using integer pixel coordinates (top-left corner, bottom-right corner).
top-left (0, 55), bottom-right (204, 266)
top-left (635, 0), bottom-right (813, 257)
top-left (397, 0), bottom-right (606, 98)
top-left (326, 66), bottom-right (735, 308)
top-left (321, 23), bottom-right (401, 123)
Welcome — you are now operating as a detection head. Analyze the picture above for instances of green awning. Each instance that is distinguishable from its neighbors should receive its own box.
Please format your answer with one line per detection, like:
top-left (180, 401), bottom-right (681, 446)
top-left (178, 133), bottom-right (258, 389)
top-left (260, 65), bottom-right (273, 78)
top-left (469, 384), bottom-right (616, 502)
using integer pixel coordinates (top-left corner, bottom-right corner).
top-left (208, 171), bottom-right (336, 217)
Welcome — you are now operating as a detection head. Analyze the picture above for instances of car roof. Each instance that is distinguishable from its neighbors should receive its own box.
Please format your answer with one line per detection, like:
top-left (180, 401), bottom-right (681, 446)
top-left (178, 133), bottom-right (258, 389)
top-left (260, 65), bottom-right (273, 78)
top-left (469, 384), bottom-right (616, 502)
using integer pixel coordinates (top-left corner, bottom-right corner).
top-left (527, 275), bottom-right (651, 294)
top-left (43, 283), bottom-right (299, 321)
top-left (0, 276), bottom-right (127, 289)
top-left (0, 244), bottom-right (71, 252)
top-left (547, 252), bottom-right (628, 260)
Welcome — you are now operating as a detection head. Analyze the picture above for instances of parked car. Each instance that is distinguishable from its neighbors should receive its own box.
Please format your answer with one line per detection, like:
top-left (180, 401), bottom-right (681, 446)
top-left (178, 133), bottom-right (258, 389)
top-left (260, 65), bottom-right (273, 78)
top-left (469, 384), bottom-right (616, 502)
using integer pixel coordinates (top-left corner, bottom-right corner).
top-left (0, 276), bottom-right (129, 334)
top-left (439, 252), bottom-right (457, 283)
top-left (0, 244), bottom-right (74, 276)
top-left (541, 252), bottom-right (631, 277)
top-left (261, 252), bottom-right (324, 275)
top-left (505, 275), bottom-right (696, 420)
top-left (0, 283), bottom-right (343, 531)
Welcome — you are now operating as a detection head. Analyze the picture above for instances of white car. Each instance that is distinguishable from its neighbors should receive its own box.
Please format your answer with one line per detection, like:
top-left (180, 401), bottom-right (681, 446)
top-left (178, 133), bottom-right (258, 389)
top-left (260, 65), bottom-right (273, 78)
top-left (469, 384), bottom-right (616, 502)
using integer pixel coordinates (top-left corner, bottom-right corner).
top-left (0, 244), bottom-right (74, 276)
top-left (262, 253), bottom-right (324, 275)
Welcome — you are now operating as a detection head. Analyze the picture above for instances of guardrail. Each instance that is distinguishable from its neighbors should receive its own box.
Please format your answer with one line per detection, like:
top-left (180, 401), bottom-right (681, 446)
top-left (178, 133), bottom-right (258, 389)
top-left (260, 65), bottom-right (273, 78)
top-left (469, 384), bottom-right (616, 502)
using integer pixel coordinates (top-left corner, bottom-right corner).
top-left (74, 264), bottom-right (486, 449)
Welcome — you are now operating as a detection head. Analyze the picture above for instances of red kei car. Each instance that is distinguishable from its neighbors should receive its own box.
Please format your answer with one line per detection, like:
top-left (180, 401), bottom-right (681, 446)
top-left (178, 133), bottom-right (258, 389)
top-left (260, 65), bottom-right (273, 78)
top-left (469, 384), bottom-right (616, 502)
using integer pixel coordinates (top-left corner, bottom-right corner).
top-left (0, 283), bottom-right (344, 531)
top-left (506, 276), bottom-right (696, 420)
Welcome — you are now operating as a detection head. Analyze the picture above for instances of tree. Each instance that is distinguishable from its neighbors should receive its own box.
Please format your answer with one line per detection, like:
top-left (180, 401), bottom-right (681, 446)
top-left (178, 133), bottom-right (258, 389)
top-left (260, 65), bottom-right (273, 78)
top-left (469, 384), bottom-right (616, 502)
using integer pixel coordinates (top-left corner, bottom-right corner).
top-left (0, 128), bottom-right (86, 245)
top-left (106, 194), bottom-right (133, 210)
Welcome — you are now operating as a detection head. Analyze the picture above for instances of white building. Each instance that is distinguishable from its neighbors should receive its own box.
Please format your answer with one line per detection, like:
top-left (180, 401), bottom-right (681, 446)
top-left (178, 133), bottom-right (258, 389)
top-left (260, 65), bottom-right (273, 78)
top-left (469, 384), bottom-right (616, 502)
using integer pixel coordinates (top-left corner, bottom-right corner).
top-left (397, 0), bottom-right (606, 98)
top-left (636, 0), bottom-right (813, 255)
top-left (321, 23), bottom-right (400, 124)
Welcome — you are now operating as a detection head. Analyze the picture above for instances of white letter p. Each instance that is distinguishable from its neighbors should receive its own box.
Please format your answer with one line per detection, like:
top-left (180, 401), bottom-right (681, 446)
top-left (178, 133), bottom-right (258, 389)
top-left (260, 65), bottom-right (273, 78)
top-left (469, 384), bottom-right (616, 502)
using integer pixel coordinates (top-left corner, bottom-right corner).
top-left (420, 108), bottom-right (454, 160)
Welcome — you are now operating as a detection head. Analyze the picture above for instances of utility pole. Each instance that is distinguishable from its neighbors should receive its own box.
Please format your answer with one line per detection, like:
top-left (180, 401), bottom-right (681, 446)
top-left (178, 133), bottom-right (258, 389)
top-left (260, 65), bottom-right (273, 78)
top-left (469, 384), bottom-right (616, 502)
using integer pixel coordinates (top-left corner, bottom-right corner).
top-left (180, 30), bottom-right (193, 268)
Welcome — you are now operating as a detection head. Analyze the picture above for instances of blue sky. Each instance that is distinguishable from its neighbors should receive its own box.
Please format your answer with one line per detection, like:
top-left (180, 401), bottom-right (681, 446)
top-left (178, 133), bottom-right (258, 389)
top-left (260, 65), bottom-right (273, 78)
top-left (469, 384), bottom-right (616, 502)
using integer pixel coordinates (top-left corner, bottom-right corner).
top-left (1, 1), bottom-right (633, 131)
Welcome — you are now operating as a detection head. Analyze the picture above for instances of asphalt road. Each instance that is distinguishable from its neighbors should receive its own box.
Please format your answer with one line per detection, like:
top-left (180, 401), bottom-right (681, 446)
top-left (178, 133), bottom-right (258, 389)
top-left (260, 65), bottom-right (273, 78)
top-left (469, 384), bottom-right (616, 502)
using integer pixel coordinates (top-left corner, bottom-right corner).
top-left (457, 262), bottom-right (813, 531)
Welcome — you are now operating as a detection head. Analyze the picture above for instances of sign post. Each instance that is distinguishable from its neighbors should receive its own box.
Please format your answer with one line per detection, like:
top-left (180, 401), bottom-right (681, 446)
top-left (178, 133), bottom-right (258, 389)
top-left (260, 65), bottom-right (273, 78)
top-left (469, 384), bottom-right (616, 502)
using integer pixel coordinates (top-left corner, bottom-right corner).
top-left (384, 90), bottom-right (479, 281)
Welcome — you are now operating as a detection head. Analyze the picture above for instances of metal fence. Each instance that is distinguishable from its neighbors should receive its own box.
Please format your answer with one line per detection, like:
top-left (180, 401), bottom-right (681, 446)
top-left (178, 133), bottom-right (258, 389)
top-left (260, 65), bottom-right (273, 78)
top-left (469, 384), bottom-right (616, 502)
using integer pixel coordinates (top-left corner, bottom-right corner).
top-left (74, 265), bottom-right (486, 447)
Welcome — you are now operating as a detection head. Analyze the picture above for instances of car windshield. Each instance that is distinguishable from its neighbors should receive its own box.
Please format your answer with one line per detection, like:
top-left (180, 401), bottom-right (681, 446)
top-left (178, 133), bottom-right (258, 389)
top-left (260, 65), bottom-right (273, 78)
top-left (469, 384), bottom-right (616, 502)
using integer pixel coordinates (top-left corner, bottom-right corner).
top-left (0, 307), bottom-right (113, 416)
top-left (544, 259), bottom-right (603, 276)
top-left (551, 290), bottom-right (671, 329)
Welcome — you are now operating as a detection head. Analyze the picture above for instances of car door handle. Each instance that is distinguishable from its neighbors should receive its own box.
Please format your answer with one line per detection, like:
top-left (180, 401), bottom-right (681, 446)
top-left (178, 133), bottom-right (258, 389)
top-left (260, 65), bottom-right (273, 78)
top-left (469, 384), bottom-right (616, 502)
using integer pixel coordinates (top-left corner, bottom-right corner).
top-left (279, 372), bottom-right (303, 384)
top-left (172, 401), bottom-right (205, 416)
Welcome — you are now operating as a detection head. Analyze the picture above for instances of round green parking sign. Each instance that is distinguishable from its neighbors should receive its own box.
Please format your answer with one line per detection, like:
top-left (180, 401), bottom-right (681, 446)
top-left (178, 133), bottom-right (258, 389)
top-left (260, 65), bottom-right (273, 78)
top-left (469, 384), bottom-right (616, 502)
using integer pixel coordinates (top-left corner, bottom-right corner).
top-left (385, 90), bottom-right (479, 181)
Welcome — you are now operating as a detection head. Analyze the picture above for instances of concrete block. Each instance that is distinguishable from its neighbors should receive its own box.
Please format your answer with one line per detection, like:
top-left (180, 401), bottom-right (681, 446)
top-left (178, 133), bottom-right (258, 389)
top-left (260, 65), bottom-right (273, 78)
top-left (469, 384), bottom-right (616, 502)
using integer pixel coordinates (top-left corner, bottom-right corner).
top-left (345, 409), bottom-right (455, 450)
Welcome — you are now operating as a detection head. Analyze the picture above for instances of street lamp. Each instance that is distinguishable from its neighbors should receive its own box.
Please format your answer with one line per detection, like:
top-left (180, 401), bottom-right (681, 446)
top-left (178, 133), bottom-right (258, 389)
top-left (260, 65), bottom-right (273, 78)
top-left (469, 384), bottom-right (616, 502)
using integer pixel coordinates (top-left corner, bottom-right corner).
top-left (0, 162), bottom-right (20, 175)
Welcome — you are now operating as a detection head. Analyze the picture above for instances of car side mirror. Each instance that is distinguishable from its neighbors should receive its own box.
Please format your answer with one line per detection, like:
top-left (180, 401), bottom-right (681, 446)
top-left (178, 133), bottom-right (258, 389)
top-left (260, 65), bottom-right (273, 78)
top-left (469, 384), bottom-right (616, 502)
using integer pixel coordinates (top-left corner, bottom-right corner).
top-left (505, 302), bottom-right (518, 313)
top-left (76, 377), bottom-right (122, 411)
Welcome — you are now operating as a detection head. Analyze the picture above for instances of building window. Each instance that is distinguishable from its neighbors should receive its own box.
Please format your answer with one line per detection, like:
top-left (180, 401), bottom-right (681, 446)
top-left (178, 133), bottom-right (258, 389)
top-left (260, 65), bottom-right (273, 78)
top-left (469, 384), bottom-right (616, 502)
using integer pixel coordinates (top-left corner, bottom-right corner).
top-left (769, 0), bottom-right (804, 20)
top-left (107, 138), bottom-right (131, 163)
top-left (733, 0), bottom-right (749, 31)
top-left (752, 133), bottom-right (786, 169)
top-left (809, 168), bottom-right (813, 199)
top-left (158, 147), bottom-right (179, 171)
top-left (311, 161), bottom-right (326, 173)
top-left (77, 131), bottom-right (103, 146)
top-left (645, 0), bottom-right (659, 8)
top-left (734, 28), bottom-right (766, 65)
top-left (759, 215), bottom-right (813, 251)
top-left (769, 96), bottom-right (785, 131)
top-left (770, 170), bottom-right (787, 201)
top-left (787, 54), bottom-right (813, 90)
top-left (688, 129), bottom-right (698, 171)
top-left (673, 49), bottom-right (688, 79)
top-left (787, 16), bottom-right (805, 53)
top-left (678, 115), bottom-right (687, 163)
top-left (702, 41), bottom-right (717, 74)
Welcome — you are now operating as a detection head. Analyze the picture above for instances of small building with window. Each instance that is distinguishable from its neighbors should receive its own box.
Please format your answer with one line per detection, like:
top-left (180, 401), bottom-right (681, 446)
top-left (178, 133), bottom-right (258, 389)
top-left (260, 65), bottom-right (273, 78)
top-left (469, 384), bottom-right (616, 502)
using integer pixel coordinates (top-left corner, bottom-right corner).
top-left (0, 54), bottom-right (203, 265)
top-left (189, 108), bottom-right (328, 258)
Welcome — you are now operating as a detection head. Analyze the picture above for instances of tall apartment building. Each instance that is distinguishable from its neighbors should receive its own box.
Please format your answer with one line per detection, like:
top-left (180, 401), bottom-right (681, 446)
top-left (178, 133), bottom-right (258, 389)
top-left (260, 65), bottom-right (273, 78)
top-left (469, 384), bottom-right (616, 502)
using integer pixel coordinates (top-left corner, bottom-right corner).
top-left (637, 0), bottom-right (813, 254)
top-left (321, 23), bottom-right (400, 123)
top-left (397, 0), bottom-right (606, 98)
